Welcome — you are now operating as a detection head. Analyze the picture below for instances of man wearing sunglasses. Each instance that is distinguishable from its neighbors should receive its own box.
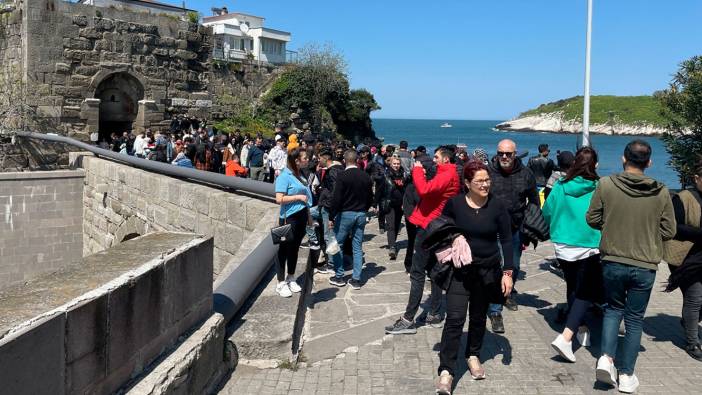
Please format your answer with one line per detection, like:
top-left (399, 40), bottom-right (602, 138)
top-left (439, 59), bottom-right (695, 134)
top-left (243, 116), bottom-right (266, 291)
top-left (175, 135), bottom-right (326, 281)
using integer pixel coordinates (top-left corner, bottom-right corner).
top-left (487, 139), bottom-right (539, 333)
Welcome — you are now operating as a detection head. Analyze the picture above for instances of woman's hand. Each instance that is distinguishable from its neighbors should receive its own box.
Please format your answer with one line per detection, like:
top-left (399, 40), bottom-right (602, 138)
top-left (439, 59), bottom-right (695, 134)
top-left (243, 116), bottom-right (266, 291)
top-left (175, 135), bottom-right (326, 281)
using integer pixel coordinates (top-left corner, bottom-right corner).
top-left (297, 194), bottom-right (308, 203)
top-left (501, 273), bottom-right (513, 297)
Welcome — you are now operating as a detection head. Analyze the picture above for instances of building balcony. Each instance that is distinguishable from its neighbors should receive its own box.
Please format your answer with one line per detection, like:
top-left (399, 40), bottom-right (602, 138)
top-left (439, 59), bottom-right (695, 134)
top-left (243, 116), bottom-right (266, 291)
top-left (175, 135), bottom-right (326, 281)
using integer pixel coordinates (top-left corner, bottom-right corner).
top-left (213, 48), bottom-right (249, 62)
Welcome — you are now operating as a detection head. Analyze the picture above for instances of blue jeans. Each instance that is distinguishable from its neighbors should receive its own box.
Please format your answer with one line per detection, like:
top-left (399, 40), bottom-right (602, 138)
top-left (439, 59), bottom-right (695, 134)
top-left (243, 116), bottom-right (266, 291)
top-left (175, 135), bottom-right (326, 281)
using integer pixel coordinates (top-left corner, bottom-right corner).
top-left (489, 230), bottom-right (522, 315)
top-left (600, 261), bottom-right (656, 375)
top-left (305, 206), bottom-right (321, 245)
top-left (331, 211), bottom-right (367, 280)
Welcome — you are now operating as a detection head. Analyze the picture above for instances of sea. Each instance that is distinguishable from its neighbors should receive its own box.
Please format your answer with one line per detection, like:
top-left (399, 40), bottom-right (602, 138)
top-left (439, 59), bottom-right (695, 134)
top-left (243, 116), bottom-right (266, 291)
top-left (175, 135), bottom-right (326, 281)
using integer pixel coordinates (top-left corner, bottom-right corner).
top-left (373, 118), bottom-right (679, 188)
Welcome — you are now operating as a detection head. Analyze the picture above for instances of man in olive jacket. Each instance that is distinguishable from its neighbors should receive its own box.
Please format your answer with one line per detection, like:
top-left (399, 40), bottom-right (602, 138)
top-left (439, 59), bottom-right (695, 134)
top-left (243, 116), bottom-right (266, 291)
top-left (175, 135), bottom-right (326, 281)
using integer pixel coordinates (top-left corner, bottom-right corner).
top-left (586, 140), bottom-right (676, 393)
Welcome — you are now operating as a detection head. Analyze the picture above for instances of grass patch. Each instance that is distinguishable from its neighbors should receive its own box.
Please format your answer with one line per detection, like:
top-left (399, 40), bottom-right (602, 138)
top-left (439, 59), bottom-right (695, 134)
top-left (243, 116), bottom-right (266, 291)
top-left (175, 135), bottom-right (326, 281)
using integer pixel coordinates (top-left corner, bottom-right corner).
top-left (520, 95), bottom-right (666, 127)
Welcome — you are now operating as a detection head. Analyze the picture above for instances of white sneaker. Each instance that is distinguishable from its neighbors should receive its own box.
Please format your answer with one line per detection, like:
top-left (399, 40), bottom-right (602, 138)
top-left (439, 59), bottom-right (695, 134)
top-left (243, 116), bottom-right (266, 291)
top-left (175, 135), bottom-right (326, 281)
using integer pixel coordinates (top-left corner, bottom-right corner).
top-left (595, 356), bottom-right (617, 386)
top-left (618, 374), bottom-right (639, 393)
top-left (276, 281), bottom-right (292, 298)
top-left (577, 328), bottom-right (591, 347)
top-left (551, 334), bottom-right (576, 362)
top-left (287, 279), bottom-right (302, 293)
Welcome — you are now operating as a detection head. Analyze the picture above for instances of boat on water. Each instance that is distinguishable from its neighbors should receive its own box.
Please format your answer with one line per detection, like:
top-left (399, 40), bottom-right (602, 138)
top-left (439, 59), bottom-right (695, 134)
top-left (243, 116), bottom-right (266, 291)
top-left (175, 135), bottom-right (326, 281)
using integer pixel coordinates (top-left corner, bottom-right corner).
top-left (440, 122), bottom-right (452, 128)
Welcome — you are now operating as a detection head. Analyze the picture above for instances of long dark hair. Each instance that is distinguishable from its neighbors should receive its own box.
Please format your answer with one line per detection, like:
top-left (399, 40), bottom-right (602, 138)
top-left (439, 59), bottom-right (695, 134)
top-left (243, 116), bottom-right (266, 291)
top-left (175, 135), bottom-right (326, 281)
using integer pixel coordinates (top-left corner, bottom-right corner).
top-left (563, 146), bottom-right (599, 182)
top-left (287, 147), bottom-right (306, 177)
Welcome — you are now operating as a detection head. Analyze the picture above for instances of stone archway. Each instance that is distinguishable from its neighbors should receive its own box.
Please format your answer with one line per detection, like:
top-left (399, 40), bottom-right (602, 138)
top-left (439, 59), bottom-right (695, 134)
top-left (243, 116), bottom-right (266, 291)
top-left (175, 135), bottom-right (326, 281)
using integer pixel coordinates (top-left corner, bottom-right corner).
top-left (94, 72), bottom-right (145, 140)
top-left (112, 216), bottom-right (148, 248)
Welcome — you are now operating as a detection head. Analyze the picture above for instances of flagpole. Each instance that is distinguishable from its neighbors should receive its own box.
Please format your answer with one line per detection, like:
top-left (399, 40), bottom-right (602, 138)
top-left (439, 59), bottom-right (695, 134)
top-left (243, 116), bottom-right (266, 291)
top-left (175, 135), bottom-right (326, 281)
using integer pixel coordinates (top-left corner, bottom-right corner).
top-left (582, 0), bottom-right (593, 147)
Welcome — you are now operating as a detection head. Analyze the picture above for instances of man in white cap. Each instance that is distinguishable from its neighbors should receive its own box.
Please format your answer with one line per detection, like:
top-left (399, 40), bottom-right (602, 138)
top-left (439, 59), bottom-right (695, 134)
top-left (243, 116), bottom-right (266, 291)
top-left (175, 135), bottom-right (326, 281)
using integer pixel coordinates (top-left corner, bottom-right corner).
top-left (268, 134), bottom-right (288, 180)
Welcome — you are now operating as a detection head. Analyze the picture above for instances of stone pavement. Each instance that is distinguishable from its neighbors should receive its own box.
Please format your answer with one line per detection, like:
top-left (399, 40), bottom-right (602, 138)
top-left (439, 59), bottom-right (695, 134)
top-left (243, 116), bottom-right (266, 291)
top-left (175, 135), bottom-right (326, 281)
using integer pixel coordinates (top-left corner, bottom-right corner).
top-left (218, 218), bottom-right (700, 394)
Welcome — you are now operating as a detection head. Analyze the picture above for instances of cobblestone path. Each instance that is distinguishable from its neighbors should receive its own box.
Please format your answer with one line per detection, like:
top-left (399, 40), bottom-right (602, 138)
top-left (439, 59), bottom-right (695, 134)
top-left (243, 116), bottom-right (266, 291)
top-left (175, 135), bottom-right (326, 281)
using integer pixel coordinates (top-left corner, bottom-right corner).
top-left (219, 218), bottom-right (699, 394)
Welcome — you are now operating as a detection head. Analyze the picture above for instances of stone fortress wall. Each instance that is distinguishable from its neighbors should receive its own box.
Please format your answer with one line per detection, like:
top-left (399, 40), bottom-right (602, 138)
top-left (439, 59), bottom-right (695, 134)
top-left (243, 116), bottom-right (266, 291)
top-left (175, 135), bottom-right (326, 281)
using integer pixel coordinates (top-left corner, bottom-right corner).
top-left (0, 0), bottom-right (286, 140)
top-left (1, 0), bottom-right (213, 139)
top-left (74, 152), bottom-right (278, 278)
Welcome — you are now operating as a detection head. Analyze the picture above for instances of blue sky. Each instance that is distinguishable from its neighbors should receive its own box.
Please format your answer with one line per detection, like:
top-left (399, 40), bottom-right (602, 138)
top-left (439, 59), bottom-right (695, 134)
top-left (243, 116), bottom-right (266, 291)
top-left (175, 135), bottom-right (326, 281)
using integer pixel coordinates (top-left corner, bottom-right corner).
top-left (187, 0), bottom-right (702, 120)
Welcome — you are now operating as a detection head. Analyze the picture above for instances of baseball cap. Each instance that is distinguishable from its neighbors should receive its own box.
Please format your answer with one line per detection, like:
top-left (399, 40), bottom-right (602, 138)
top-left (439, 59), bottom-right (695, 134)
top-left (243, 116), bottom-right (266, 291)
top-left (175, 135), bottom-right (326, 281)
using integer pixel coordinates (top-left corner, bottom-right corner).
top-left (416, 145), bottom-right (426, 153)
top-left (275, 134), bottom-right (283, 141)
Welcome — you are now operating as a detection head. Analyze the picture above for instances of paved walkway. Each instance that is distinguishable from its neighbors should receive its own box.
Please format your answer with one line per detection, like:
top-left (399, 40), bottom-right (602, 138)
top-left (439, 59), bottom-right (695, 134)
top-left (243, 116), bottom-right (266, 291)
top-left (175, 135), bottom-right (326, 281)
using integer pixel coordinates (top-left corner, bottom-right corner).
top-left (219, 218), bottom-right (700, 394)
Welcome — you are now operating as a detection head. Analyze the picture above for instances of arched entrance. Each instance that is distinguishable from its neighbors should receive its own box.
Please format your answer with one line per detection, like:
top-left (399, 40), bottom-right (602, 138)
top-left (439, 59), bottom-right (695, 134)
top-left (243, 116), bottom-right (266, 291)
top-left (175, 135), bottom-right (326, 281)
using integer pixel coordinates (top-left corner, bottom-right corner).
top-left (95, 72), bottom-right (144, 140)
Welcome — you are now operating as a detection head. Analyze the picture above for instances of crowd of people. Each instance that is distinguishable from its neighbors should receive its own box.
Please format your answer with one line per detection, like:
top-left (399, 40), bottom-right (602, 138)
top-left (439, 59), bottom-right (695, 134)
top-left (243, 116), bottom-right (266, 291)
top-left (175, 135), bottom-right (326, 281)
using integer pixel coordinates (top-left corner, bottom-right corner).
top-left (102, 123), bottom-right (701, 394)
top-left (272, 135), bottom-right (700, 395)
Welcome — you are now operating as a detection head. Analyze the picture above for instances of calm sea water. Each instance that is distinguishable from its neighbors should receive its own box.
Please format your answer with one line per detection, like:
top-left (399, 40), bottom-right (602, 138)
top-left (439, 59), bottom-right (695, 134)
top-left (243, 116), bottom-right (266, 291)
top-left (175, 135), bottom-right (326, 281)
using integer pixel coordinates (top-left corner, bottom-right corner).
top-left (372, 118), bottom-right (679, 188)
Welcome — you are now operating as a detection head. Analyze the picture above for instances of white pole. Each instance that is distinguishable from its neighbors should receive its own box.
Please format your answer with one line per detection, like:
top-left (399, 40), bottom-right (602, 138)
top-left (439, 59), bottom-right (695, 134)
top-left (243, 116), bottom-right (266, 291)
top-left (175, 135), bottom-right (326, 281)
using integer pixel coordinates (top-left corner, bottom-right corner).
top-left (582, 0), bottom-right (593, 147)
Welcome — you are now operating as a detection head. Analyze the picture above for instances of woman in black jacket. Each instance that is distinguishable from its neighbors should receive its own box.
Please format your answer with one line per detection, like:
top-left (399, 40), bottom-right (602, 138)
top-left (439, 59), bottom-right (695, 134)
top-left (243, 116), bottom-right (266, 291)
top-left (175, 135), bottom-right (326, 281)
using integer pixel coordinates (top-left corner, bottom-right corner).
top-left (383, 157), bottom-right (410, 260)
top-left (435, 160), bottom-right (514, 394)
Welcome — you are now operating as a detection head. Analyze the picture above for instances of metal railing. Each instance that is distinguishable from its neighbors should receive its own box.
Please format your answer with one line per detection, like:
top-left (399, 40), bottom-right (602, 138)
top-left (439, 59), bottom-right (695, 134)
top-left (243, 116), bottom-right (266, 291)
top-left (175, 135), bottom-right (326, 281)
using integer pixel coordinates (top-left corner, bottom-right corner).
top-left (15, 131), bottom-right (278, 322)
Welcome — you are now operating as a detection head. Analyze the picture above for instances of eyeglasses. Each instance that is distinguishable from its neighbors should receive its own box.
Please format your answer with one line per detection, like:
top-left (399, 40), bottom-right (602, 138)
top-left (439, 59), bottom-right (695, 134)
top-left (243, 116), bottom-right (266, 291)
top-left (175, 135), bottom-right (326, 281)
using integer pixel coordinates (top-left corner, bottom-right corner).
top-left (497, 151), bottom-right (515, 158)
top-left (471, 179), bottom-right (491, 185)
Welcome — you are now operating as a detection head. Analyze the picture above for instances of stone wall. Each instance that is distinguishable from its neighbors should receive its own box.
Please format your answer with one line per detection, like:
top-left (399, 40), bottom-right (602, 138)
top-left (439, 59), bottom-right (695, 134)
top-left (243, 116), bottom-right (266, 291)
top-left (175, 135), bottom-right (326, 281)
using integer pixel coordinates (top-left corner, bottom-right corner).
top-left (3, 0), bottom-right (213, 139)
top-left (0, 232), bottom-right (221, 395)
top-left (73, 153), bottom-right (278, 278)
top-left (0, 169), bottom-right (83, 290)
top-left (0, 0), bottom-right (25, 130)
top-left (209, 62), bottom-right (283, 121)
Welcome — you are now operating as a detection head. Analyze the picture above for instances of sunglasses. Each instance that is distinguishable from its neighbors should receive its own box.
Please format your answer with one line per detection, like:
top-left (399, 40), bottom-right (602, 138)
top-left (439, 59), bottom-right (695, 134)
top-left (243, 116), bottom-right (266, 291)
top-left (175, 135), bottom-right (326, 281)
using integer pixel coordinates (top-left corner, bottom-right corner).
top-left (497, 151), bottom-right (515, 158)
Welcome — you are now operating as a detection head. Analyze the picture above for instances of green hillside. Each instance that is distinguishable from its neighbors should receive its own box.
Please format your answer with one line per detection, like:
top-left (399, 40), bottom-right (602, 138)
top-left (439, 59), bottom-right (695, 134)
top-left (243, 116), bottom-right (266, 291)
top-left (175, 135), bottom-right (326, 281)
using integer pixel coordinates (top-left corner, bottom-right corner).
top-left (519, 95), bottom-right (666, 127)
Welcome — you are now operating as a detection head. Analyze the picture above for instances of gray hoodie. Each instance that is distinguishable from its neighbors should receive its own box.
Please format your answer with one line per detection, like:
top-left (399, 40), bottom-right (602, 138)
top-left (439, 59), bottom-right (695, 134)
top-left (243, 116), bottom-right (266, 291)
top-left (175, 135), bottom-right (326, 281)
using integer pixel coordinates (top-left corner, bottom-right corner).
top-left (586, 172), bottom-right (676, 270)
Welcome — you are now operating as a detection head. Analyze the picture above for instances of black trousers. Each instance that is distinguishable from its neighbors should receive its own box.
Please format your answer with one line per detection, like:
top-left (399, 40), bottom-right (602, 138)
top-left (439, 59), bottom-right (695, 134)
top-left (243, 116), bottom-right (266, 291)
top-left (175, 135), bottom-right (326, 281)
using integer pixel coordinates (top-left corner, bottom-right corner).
top-left (276, 208), bottom-right (308, 281)
top-left (403, 218), bottom-right (418, 272)
top-left (438, 266), bottom-right (491, 376)
top-left (385, 205), bottom-right (403, 251)
top-left (403, 227), bottom-right (442, 321)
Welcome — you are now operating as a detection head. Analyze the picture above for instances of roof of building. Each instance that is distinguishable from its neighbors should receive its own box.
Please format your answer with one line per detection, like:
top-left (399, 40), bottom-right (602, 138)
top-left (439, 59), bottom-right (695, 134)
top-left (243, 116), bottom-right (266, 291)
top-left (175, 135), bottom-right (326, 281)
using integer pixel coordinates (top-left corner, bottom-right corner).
top-left (202, 12), bottom-right (265, 23)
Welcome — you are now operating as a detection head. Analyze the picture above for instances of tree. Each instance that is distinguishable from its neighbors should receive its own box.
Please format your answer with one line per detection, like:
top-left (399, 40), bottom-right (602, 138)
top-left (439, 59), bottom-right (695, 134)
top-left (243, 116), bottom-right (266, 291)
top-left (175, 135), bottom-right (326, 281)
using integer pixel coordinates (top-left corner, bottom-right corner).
top-left (657, 56), bottom-right (702, 187)
top-left (260, 43), bottom-right (379, 140)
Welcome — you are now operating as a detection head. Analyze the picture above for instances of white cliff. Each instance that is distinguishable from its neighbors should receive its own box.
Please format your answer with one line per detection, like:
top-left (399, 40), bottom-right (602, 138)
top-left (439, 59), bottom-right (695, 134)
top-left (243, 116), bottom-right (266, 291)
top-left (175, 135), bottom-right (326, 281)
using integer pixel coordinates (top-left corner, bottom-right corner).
top-left (495, 113), bottom-right (669, 136)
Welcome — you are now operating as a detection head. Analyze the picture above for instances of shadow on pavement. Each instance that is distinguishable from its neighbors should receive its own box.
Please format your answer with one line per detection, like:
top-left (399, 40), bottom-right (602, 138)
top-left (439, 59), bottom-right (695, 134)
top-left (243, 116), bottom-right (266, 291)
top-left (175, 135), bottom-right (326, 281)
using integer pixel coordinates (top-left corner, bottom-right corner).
top-left (643, 313), bottom-right (687, 349)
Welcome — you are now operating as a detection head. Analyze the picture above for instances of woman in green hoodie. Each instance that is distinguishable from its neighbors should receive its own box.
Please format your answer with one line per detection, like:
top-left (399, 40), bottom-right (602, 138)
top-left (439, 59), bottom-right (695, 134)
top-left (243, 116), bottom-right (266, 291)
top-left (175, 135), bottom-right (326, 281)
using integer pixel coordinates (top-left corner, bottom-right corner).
top-left (542, 146), bottom-right (602, 363)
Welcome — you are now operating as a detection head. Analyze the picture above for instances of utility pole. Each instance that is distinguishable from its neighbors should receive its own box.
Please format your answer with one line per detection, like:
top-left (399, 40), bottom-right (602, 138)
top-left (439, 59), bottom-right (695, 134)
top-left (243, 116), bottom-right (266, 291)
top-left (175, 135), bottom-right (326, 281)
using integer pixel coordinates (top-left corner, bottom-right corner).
top-left (582, 0), bottom-right (593, 147)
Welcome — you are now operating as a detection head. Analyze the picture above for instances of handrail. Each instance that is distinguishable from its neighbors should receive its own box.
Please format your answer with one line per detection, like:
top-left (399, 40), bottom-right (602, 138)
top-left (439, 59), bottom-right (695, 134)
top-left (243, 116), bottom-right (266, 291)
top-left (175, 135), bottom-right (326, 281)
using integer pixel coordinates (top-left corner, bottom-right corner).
top-left (15, 131), bottom-right (275, 197)
top-left (15, 131), bottom-right (279, 322)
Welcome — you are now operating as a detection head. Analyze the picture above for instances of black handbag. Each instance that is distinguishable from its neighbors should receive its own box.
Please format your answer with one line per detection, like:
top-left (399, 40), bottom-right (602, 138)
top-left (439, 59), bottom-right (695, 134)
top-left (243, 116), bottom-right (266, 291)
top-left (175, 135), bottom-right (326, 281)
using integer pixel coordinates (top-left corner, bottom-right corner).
top-left (429, 261), bottom-right (454, 291)
top-left (271, 211), bottom-right (294, 245)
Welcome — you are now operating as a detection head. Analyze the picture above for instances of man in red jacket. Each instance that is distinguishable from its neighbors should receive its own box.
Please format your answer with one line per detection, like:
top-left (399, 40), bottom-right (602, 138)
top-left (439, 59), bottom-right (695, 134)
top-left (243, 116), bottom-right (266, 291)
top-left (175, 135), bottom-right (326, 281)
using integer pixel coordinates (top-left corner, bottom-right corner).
top-left (385, 146), bottom-right (460, 334)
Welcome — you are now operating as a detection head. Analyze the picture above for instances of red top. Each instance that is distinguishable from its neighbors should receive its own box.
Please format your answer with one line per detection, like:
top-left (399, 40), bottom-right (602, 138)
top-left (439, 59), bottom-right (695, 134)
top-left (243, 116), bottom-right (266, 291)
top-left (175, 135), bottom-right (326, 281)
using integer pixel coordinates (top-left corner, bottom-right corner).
top-left (408, 163), bottom-right (460, 228)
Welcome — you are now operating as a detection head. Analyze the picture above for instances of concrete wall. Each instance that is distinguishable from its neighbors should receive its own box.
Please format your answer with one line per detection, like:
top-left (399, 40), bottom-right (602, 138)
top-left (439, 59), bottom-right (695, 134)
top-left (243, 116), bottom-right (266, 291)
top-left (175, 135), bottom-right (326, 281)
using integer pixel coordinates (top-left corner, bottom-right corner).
top-left (74, 153), bottom-right (278, 278)
top-left (0, 232), bottom-right (219, 395)
top-left (0, 170), bottom-right (84, 290)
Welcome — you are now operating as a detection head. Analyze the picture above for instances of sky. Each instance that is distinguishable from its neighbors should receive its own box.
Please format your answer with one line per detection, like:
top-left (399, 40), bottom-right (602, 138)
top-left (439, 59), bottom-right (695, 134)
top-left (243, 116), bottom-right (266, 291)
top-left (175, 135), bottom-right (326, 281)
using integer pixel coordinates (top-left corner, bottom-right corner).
top-left (187, 0), bottom-right (702, 120)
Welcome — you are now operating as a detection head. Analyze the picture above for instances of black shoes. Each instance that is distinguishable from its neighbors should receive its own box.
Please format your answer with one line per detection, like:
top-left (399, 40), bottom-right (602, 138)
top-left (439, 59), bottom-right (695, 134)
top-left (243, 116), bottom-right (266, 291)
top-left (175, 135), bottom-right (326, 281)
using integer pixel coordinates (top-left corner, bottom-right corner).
top-left (423, 313), bottom-right (444, 328)
top-left (490, 314), bottom-right (505, 334)
top-left (504, 296), bottom-right (518, 311)
top-left (686, 344), bottom-right (702, 361)
top-left (348, 278), bottom-right (362, 290)
top-left (329, 276), bottom-right (347, 287)
top-left (389, 248), bottom-right (397, 260)
top-left (385, 317), bottom-right (417, 335)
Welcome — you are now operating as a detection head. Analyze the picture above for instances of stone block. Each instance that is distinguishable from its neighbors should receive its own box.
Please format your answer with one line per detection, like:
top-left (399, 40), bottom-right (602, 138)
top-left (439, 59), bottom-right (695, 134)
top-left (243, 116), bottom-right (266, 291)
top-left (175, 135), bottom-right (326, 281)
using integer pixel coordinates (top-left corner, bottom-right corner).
top-left (177, 209), bottom-right (196, 232)
top-left (106, 265), bottom-right (166, 374)
top-left (196, 214), bottom-right (213, 237)
top-left (55, 62), bottom-right (70, 73)
top-left (246, 201), bottom-right (273, 231)
top-left (178, 184), bottom-right (197, 211)
top-left (208, 192), bottom-right (228, 221)
top-left (226, 196), bottom-right (248, 230)
top-left (94, 17), bottom-right (114, 32)
top-left (163, 239), bottom-right (213, 326)
top-left (79, 27), bottom-right (103, 39)
top-left (174, 50), bottom-right (197, 60)
top-left (0, 314), bottom-right (67, 395)
top-left (37, 105), bottom-right (62, 118)
top-left (65, 296), bottom-right (108, 394)
top-left (214, 223), bottom-right (244, 255)
top-left (63, 37), bottom-right (92, 50)
top-left (72, 15), bottom-right (88, 27)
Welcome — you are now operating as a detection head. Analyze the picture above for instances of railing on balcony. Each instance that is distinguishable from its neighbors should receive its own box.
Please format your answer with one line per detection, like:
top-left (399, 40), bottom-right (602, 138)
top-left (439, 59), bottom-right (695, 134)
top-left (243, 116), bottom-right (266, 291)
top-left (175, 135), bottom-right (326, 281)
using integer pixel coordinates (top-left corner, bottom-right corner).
top-left (212, 48), bottom-right (249, 62)
top-left (286, 50), bottom-right (298, 64)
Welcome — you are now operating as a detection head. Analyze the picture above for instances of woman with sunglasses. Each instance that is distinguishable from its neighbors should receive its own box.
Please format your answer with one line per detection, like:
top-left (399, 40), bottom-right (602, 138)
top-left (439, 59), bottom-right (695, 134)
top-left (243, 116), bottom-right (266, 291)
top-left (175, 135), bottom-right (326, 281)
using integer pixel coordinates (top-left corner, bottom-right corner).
top-left (435, 160), bottom-right (514, 394)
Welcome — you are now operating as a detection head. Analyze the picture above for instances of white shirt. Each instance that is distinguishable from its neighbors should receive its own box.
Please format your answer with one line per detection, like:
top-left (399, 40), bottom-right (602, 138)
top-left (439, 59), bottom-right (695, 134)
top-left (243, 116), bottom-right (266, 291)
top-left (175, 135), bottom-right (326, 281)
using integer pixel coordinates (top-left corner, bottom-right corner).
top-left (133, 135), bottom-right (146, 155)
top-left (269, 145), bottom-right (288, 171)
top-left (553, 243), bottom-right (600, 262)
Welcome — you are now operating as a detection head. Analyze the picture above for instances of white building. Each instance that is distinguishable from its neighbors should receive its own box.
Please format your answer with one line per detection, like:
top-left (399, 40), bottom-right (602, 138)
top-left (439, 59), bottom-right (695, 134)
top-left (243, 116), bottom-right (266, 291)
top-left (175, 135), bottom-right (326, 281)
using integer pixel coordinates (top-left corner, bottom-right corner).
top-left (202, 10), bottom-right (293, 65)
top-left (81, 0), bottom-right (195, 17)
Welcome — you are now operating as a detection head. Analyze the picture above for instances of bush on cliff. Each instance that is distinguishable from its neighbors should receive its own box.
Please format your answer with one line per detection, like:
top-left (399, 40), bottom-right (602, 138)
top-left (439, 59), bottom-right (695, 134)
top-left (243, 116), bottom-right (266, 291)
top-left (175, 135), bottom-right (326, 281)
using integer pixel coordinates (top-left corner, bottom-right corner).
top-left (260, 43), bottom-right (380, 140)
top-left (657, 55), bottom-right (702, 186)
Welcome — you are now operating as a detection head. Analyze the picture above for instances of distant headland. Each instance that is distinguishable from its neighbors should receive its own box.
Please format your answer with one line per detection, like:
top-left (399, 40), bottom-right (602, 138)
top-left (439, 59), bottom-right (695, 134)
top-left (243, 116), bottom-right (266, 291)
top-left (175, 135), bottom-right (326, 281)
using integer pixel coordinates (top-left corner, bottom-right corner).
top-left (495, 95), bottom-right (670, 136)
